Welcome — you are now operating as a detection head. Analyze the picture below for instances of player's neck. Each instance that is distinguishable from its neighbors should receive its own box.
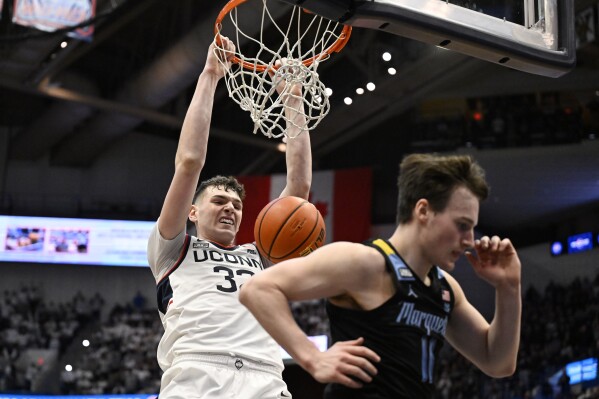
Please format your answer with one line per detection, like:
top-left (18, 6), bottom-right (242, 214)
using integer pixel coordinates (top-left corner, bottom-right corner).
top-left (196, 229), bottom-right (236, 248)
top-left (388, 225), bottom-right (433, 284)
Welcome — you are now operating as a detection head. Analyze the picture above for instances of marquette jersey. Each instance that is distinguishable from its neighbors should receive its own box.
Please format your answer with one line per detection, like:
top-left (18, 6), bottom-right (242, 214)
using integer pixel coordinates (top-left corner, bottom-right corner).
top-left (147, 224), bottom-right (282, 372)
top-left (324, 239), bottom-right (455, 399)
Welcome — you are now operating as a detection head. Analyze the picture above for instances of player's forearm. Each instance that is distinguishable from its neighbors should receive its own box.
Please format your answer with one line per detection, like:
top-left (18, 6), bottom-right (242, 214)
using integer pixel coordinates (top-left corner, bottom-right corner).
top-left (281, 131), bottom-right (311, 199)
top-left (486, 282), bottom-right (521, 377)
top-left (174, 71), bottom-right (220, 170)
top-left (239, 280), bottom-right (320, 369)
top-left (281, 98), bottom-right (311, 199)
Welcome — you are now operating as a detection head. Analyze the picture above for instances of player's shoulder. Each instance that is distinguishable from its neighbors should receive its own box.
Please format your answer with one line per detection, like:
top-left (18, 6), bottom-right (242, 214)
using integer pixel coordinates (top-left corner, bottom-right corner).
top-left (325, 241), bottom-right (385, 269)
top-left (322, 240), bottom-right (376, 255)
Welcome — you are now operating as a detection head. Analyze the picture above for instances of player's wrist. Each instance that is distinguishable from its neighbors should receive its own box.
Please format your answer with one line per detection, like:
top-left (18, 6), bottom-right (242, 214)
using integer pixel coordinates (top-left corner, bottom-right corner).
top-left (494, 277), bottom-right (521, 294)
top-left (297, 347), bottom-right (321, 375)
top-left (201, 67), bottom-right (224, 81)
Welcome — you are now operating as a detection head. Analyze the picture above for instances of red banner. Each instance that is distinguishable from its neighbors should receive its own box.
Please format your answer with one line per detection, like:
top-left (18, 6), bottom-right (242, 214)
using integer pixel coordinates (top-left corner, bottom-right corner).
top-left (12, 0), bottom-right (96, 40)
top-left (236, 167), bottom-right (372, 245)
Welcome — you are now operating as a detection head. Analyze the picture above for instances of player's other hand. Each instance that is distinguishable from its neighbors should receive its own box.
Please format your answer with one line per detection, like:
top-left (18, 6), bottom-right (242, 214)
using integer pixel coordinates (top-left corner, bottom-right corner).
top-left (268, 58), bottom-right (302, 99)
top-left (205, 36), bottom-right (235, 79)
top-left (307, 337), bottom-right (380, 389)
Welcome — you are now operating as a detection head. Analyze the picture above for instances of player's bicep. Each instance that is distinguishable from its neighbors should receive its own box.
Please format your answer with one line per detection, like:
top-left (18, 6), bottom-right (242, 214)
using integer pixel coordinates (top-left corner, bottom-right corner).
top-left (258, 242), bottom-right (367, 301)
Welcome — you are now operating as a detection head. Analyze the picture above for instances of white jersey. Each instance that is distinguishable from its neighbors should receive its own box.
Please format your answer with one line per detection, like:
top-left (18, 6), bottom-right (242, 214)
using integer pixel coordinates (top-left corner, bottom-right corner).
top-left (147, 224), bottom-right (283, 372)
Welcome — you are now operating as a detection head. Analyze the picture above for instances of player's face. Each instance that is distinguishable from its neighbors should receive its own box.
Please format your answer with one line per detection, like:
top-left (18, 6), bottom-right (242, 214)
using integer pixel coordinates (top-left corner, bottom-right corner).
top-left (192, 186), bottom-right (243, 245)
top-left (423, 186), bottom-right (478, 271)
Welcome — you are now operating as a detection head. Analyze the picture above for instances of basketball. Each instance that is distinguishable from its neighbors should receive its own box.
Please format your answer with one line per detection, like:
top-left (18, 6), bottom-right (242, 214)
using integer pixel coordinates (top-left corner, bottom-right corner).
top-left (254, 196), bottom-right (326, 264)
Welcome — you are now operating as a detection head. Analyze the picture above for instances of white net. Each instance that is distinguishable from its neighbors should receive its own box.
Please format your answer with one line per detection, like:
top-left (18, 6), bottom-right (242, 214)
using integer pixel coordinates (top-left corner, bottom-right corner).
top-left (215, 0), bottom-right (351, 139)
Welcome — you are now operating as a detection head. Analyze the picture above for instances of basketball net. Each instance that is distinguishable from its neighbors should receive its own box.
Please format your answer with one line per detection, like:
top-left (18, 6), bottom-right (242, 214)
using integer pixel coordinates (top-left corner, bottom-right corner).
top-left (214, 0), bottom-right (351, 139)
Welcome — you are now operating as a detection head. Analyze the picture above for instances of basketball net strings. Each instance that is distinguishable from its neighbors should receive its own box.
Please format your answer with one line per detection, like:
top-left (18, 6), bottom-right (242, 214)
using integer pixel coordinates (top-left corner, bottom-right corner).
top-left (215, 0), bottom-right (344, 139)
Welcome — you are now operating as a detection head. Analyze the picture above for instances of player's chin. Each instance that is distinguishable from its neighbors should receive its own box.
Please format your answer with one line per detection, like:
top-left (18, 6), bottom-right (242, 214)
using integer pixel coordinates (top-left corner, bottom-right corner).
top-left (439, 259), bottom-right (457, 271)
top-left (439, 264), bottom-right (455, 272)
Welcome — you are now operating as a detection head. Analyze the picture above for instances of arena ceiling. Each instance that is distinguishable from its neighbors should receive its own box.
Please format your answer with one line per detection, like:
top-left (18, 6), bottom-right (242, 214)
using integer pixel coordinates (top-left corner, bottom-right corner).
top-left (1, 0), bottom-right (598, 250)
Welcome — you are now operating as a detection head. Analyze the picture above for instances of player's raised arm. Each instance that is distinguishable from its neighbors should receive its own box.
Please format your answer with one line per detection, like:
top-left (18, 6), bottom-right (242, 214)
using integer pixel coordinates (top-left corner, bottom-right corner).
top-left (445, 235), bottom-right (522, 377)
top-left (157, 38), bottom-right (234, 240)
top-left (239, 242), bottom-right (381, 388)
top-left (273, 60), bottom-right (312, 200)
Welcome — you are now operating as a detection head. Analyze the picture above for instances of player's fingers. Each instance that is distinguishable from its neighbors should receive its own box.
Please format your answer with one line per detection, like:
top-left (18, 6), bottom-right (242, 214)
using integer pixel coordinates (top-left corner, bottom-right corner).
top-left (497, 237), bottom-right (514, 252)
top-left (336, 337), bottom-right (365, 346)
top-left (335, 338), bottom-right (381, 362)
top-left (214, 37), bottom-right (235, 62)
top-left (222, 38), bottom-right (235, 59)
top-left (489, 235), bottom-right (501, 251)
top-left (344, 345), bottom-right (381, 364)
top-left (464, 251), bottom-right (479, 267)
top-left (478, 236), bottom-right (490, 250)
top-left (268, 59), bottom-right (283, 79)
top-left (340, 362), bottom-right (375, 384)
top-left (350, 355), bottom-right (378, 377)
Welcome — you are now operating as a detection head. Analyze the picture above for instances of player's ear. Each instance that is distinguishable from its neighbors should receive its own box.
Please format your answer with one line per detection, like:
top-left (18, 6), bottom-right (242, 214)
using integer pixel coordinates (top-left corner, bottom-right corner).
top-left (414, 199), bottom-right (430, 222)
top-left (189, 204), bottom-right (199, 222)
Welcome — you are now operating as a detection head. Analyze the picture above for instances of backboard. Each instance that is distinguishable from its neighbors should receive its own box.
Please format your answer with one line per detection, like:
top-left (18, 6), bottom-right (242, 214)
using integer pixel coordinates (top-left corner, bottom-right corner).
top-left (280, 0), bottom-right (576, 78)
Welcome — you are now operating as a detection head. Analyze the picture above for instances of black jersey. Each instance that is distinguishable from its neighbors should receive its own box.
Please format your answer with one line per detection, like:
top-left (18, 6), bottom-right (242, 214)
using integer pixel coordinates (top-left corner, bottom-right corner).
top-left (324, 238), bottom-right (455, 399)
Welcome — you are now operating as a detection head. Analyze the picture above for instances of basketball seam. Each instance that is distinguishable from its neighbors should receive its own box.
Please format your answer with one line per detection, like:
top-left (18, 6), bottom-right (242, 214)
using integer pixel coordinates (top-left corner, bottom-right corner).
top-left (267, 200), bottom-right (309, 258)
top-left (256, 197), bottom-right (285, 258)
top-left (271, 205), bottom-right (321, 260)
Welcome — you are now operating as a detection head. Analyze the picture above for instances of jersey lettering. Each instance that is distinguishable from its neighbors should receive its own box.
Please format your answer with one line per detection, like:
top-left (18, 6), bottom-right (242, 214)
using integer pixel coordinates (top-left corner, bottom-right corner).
top-left (396, 302), bottom-right (448, 335)
top-left (194, 249), bottom-right (263, 269)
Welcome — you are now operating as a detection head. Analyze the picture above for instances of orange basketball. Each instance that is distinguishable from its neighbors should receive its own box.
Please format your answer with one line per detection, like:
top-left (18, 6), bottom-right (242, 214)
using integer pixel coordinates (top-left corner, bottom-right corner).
top-left (254, 196), bottom-right (326, 264)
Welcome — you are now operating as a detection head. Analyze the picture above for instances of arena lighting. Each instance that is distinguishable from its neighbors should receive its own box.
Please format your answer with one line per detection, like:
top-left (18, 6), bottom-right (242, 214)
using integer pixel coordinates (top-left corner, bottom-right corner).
top-left (356, 88), bottom-right (364, 95)
top-left (550, 232), bottom-right (598, 256)
top-left (366, 82), bottom-right (376, 91)
top-left (388, 67), bottom-right (397, 75)
top-left (382, 51), bottom-right (392, 61)
top-left (567, 232), bottom-right (593, 254)
top-left (82, 339), bottom-right (90, 347)
top-left (565, 357), bottom-right (598, 384)
top-left (325, 87), bottom-right (333, 96)
top-left (550, 241), bottom-right (564, 256)
top-left (344, 97), bottom-right (353, 105)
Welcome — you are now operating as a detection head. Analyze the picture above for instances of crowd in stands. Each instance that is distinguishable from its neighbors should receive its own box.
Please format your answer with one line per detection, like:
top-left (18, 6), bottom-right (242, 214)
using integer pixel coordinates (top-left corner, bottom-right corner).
top-left (433, 274), bottom-right (599, 399)
top-left (0, 269), bottom-right (598, 397)
top-left (59, 300), bottom-right (162, 395)
top-left (0, 286), bottom-right (102, 392)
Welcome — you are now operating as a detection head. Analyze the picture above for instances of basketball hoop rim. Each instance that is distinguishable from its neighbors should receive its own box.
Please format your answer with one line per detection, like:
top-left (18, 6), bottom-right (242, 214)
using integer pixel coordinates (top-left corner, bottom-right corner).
top-left (214, 0), bottom-right (352, 72)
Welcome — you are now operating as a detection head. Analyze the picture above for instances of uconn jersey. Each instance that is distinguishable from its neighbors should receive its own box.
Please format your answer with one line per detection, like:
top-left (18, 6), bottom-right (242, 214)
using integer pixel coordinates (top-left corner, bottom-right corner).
top-left (324, 239), bottom-right (455, 399)
top-left (147, 224), bottom-right (282, 372)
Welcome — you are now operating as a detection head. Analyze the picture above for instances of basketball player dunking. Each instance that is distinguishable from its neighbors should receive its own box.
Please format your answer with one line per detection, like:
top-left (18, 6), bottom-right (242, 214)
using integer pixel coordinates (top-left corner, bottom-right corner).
top-left (146, 37), bottom-right (352, 399)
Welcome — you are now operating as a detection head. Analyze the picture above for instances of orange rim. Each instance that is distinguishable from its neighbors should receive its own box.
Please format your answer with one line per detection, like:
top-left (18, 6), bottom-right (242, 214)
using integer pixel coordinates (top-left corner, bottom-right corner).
top-left (214, 0), bottom-right (352, 72)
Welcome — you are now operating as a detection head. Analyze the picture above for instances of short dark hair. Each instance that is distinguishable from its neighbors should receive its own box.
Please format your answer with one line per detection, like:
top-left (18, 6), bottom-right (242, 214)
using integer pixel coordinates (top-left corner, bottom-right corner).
top-left (396, 154), bottom-right (489, 224)
top-left (193, 175), bottom-right (246, 204)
